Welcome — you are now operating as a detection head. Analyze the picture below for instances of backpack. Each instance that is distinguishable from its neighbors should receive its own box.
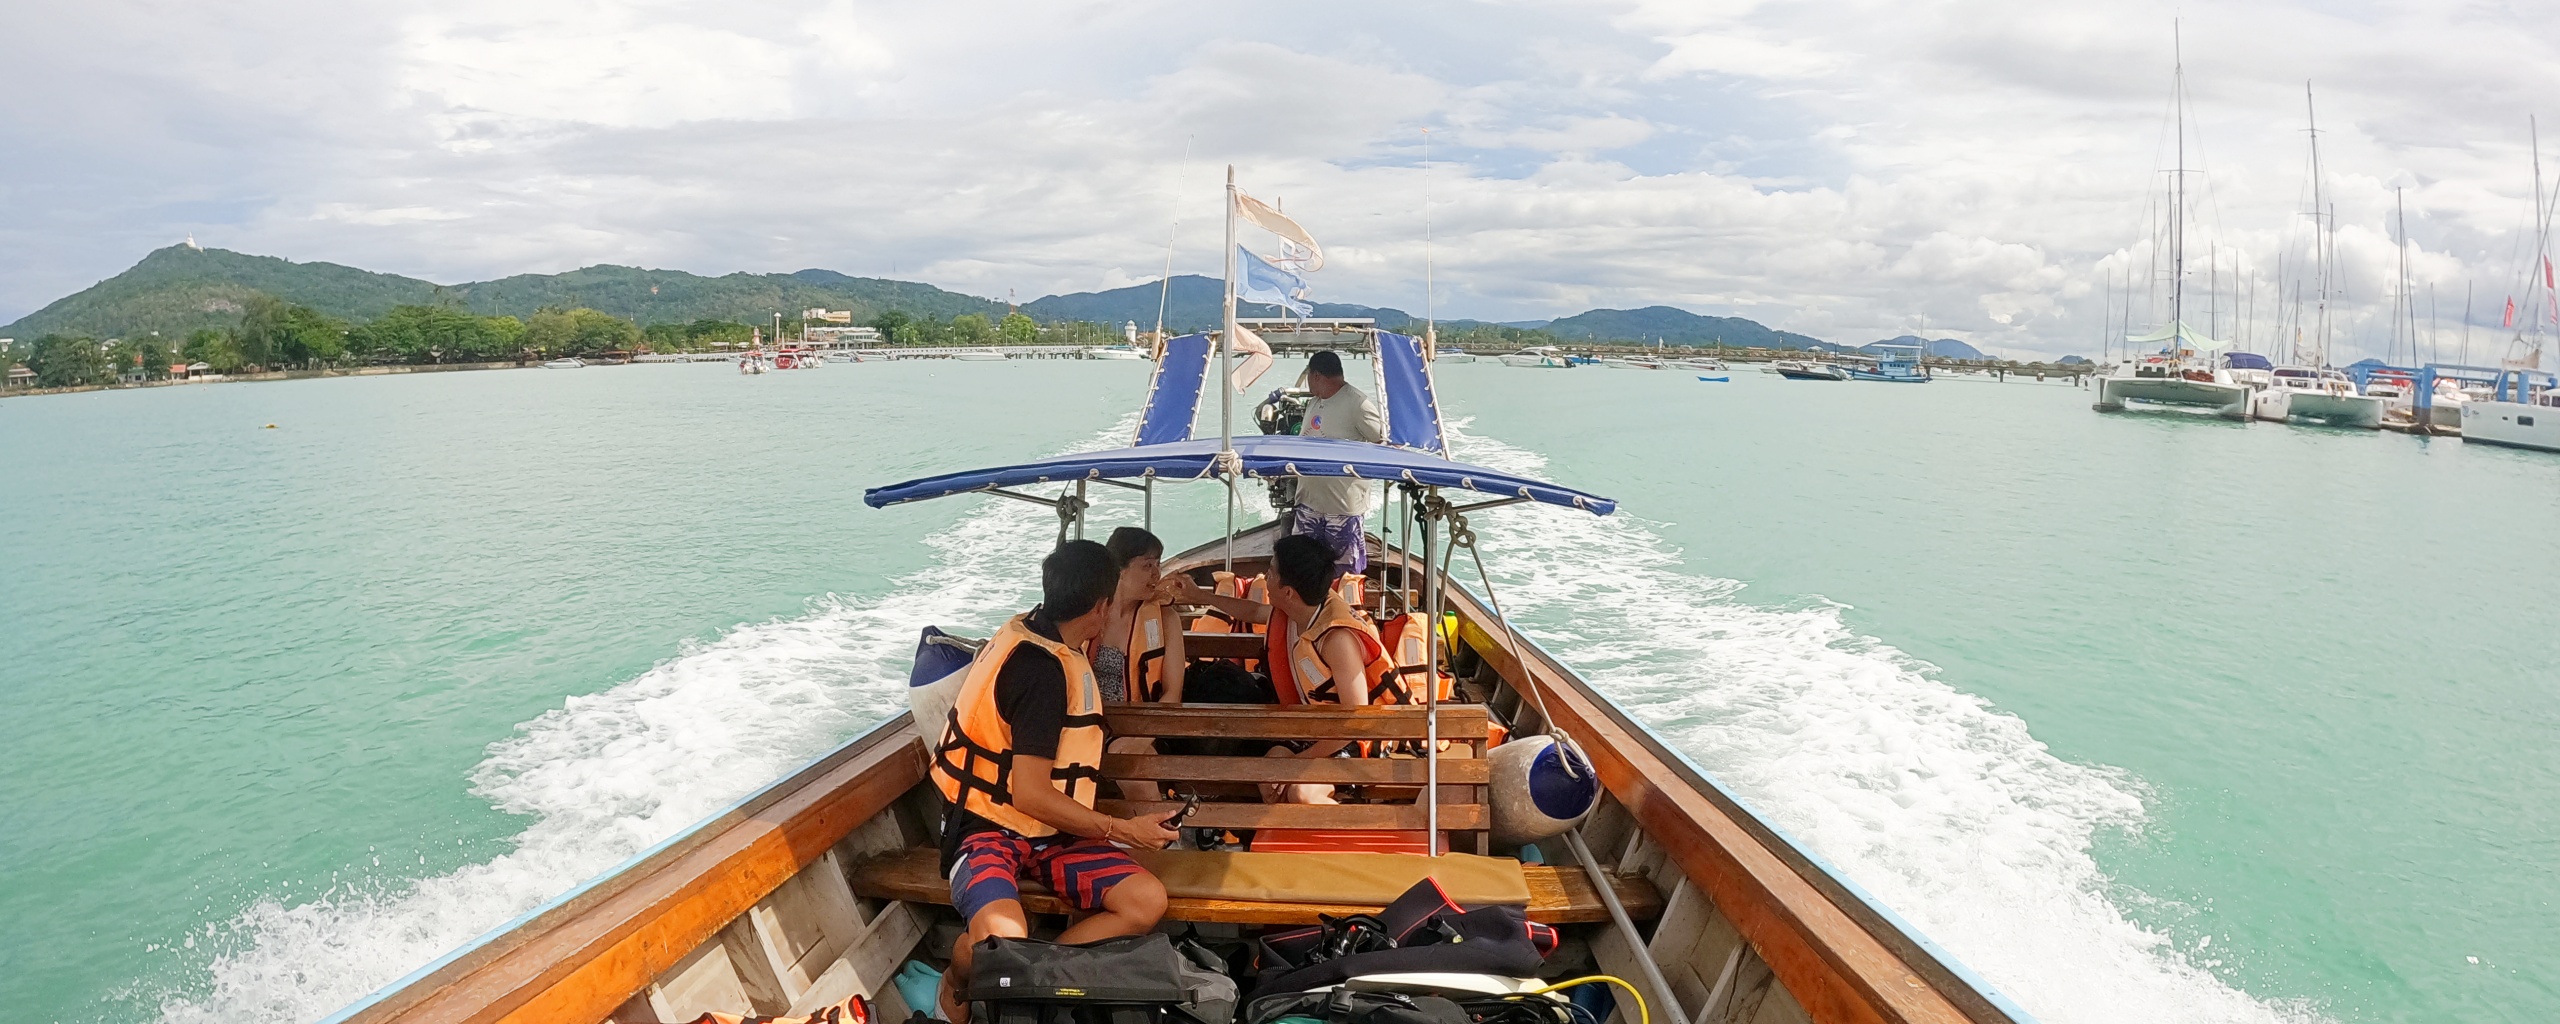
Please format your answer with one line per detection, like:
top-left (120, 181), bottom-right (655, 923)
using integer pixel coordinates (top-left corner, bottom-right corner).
top-left (966, 933), bottom-right (1238, 1024)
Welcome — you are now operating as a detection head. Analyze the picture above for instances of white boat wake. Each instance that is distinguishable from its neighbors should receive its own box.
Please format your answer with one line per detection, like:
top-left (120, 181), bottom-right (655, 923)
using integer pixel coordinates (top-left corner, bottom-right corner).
top-left (1442, 425), bottom-right (2326, 1024)
top-left (152, 417), bottom-right (2320, 1024)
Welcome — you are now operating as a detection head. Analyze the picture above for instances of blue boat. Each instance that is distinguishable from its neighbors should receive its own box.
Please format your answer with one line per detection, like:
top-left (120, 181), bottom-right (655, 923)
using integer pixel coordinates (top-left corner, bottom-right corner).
top-left (1696, 375), bottom-right (1729, 382)
top-left (1843, 343), bottom-right (1932, 383)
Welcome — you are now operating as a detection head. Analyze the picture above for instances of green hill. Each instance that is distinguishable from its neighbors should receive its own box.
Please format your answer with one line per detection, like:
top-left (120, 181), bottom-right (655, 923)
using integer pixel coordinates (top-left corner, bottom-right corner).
top-left (3, 246), bottom-right (1008, 340)
top-left (1022, 275), bottom-right (1424, 332)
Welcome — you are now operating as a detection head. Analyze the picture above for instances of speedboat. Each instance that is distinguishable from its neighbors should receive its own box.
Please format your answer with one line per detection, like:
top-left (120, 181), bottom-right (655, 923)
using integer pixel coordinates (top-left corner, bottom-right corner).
top-left (2094, 324), bottom-right (2249, 419)
top-left (2461, 368), bottom-right (2560, 451)
top-left (1085, 346), bottom-right (1149, 360)
top-left (325, 318), bottom-right (2035, 1024)
top-left (1602, 357), bottom-right (1665, 370)
top-left (1497, 346), bottom-right (1572, 368)
top-left (1433, 348), bottom-right (1475, 363)
top-left (2250, 367), bottom-right (2383, 428)
top-left (542, 357), bottom-right (586, 369)
top-left (1771, 360), bottom-right (1847, 381)
top-left (953, 350), bottom-right (1007, 362)
top-left (1670, 357), bottom-right (1726, 372)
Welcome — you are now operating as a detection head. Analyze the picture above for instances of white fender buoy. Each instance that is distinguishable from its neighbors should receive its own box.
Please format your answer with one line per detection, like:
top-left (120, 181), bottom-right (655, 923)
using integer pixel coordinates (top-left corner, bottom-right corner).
top-left (907, 626), bottom-right (981, 743)
top-left (1489, 733), bottom-right (1599, 846)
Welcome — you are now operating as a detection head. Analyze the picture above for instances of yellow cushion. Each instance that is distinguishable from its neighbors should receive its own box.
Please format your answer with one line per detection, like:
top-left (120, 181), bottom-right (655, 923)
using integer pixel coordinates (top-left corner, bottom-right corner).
top-left (1126, 849), bottom-right (1531, 906)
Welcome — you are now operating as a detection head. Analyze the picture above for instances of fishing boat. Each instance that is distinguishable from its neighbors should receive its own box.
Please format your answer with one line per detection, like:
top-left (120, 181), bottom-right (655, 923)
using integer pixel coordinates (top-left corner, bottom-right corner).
top-left (1841, 345), bottom-right (1930, 384)
top-left (1770, 360), bottom-right (1845, 381)
top-left (324, 180), bottom-right (2033, 1024)
top-left (2250, 367), bottom-right (2383, 428)
top-left (1497, 346), bottom-right (1572, 368)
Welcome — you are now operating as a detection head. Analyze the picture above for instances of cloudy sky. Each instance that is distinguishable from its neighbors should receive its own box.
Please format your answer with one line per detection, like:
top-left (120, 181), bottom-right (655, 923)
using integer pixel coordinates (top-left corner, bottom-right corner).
top-left (5, 0), bottom-right (2558, 358)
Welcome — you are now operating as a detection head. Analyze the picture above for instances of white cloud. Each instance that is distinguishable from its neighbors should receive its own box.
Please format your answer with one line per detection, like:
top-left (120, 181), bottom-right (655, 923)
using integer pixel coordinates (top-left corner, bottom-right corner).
top-left (4, 0), bottom-right (2558, 363)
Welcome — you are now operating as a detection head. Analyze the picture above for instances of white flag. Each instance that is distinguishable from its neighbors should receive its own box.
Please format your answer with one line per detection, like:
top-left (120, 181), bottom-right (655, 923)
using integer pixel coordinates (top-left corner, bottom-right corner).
top-left (1233, 190), bottom-right (1323, 271)
top-left (1230, 323), bottom-right (1274, 393)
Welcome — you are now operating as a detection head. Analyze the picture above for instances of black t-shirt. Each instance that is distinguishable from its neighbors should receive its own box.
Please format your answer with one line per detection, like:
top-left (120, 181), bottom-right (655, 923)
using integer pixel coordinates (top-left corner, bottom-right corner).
top-left (941, 607), bottom-right (1074, 866)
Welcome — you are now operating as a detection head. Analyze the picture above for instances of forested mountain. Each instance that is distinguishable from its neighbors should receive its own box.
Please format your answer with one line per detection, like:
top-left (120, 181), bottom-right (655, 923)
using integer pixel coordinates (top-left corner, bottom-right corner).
top-left (9, 246), bottom-right (2022, 359)
top-left (1863, 335), bottom-right (1987, 359)
top-left (3, 246), bottom-right (1006, 341)
top-left (1541, 305), bottom-right (1829, 349)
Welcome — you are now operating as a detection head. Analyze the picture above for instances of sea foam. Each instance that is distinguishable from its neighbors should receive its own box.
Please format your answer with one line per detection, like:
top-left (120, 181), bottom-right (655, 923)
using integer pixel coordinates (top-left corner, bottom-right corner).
top-left (150, 422), bottom-right (1129, 1024)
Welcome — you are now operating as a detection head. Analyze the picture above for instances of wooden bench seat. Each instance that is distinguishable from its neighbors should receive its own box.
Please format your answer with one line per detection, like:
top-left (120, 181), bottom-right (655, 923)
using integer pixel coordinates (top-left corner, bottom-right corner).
top-left (1102, 703), bottom-right (1493, 850)
top-left (844, 846), bottom-right (1662, 926)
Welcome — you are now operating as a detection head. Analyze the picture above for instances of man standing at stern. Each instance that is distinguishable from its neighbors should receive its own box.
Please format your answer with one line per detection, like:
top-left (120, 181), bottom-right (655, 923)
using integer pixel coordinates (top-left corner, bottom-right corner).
top-left (932, 540), bottom-right (1175, 1024)
top-left (1291, 350), bottom-right (1384, 573)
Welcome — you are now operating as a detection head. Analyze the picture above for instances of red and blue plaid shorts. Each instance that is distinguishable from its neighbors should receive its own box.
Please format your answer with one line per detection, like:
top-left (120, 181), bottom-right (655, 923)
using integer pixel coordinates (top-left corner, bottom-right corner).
top-left (948, 831), bottom-right (1144, 922)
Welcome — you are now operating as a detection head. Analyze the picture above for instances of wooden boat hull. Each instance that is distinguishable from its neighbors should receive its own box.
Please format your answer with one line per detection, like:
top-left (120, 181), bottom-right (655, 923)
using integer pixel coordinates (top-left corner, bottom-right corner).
top-left (326, 527), bottom-right (2025, 1024)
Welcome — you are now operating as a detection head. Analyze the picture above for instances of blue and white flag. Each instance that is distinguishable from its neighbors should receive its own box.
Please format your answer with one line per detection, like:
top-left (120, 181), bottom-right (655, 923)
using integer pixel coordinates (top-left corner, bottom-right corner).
top-left (1236, 245), bottom-right (1314, 318)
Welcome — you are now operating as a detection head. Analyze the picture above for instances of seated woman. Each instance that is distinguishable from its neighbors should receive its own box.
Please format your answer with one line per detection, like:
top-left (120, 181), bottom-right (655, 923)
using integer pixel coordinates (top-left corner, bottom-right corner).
top-left (1094, 527), bottom-right (1187, 704)
top-left (1095, 527), bottom-right (1190, 803)
top-left (1170, 534), bottom-right (1393, 803)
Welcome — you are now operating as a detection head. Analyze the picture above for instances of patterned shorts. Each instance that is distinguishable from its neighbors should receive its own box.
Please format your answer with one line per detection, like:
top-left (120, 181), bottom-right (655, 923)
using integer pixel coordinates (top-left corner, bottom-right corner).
top-left (948, 831), bottom-right (1145, 922)
top-left (1284, 506), bottom-right (1367, 574)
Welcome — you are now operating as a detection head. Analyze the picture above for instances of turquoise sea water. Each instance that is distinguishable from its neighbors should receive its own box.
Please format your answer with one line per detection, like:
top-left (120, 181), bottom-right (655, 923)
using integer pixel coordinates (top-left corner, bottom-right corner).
top-left (0, 361), bottom-right (2551, 1024)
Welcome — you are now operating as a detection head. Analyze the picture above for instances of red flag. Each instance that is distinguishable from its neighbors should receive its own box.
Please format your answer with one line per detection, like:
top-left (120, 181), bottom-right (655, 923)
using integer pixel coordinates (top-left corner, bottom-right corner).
top-left (2547, 256), bottom-right (2556, 290)
top-left (2504, 297), bottom-right (2517, 328)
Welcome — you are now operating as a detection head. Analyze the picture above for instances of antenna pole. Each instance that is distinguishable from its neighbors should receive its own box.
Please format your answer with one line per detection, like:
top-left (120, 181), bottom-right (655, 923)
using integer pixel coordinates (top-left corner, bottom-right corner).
top-left (1154, 136), bottom-right (1195, 345)
top-left (1422, 128), bottom-right (1437, 354)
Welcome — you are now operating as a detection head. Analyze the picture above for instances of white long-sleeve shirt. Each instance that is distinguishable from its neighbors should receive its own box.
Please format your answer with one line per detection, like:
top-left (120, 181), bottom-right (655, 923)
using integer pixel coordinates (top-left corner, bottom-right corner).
top-left (1297, 382), bottom-right (1383, 516)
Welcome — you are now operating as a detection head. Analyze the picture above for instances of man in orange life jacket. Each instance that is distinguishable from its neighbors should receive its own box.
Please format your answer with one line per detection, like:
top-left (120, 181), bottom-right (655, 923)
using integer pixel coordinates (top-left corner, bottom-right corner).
top-left (933, 540), bottom-right (1177, 1024)
top-left (1171, 535), bottom-right (1392, 801)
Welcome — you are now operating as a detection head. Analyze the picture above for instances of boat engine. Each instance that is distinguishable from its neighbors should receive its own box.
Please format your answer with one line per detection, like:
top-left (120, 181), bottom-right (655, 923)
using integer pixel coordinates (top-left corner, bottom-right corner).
top-left (1253, 387), bottom-right (1311, 510)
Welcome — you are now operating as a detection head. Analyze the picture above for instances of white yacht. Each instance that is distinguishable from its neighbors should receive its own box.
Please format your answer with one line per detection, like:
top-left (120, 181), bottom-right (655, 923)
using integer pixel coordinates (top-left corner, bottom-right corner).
top-left (1083, 346), bottom-right (1149, 360)
top-left (2251, 367), bottom-right (2384, 428)
top-left (1670, 357), bottom-right (1727, 372)
top-left (2462, 370), bottom-right (2560, 451)
top-left (1498, 345), bottom-right (1572, 368)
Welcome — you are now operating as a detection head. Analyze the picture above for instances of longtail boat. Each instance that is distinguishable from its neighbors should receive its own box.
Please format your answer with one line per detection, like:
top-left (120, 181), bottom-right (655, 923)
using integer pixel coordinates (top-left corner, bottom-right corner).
top-left (322, 186), bottom-right (2036, 1024)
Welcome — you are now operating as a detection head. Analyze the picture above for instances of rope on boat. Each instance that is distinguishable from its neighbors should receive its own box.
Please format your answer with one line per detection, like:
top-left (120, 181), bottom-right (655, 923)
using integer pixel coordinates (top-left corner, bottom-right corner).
top-left (1522, 976), bottom-right (1650, 1024)
top-left (1446, 510), bottom-right (1583, 779)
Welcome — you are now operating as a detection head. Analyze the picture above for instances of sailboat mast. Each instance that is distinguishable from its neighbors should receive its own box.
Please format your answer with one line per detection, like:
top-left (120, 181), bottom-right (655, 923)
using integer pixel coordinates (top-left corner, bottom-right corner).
top-left (1422, 128), bottom-right (1436, 352)
top-left (2308, 83), bottom-right (2330, 367)
top-left (2396, 186), bottom-right (2410, 365)
top-left (2171, 23), bottom-right (2187, 343)
top-left (1221, 165), bottom-right (1239, 572)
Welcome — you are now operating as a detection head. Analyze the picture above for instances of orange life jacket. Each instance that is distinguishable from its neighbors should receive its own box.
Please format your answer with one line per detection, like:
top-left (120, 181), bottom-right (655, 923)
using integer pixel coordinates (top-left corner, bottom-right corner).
top-left (1129, 597), bottom-right (1172, 702)
top-left (1374, 612), bottom-right (1455, 705)
top-left (1268, 594), bottom-right (1393, 706)
top-left (931, 614), bottom-right (1107, 838)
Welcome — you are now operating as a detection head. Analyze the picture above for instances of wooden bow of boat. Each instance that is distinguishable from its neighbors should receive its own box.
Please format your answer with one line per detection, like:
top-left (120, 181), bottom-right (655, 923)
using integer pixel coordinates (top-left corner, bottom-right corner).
top-left (327, 529), bottom-right (2026, 1024)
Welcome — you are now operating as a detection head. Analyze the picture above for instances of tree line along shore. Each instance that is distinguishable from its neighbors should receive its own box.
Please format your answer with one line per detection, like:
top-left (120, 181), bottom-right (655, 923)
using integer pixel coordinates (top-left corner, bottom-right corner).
top-left (1, 295), bottom-right (2090, 397)
top-left (0, 298), bottom-right (1134, 392)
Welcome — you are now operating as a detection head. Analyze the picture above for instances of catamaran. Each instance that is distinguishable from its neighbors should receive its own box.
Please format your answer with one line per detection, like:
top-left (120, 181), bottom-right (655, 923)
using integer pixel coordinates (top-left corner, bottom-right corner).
top-left (1841, 345), bottom-right (1930, 384)
top-left (2094, 45), bottom-right (2250, 420)
top-left (320, 171), bottom-right (2034, 1024)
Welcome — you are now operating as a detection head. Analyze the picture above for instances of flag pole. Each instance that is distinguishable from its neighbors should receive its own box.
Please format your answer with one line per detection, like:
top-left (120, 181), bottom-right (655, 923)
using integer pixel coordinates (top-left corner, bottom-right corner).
top-left (1222, 165), bottom-right (1239, 575)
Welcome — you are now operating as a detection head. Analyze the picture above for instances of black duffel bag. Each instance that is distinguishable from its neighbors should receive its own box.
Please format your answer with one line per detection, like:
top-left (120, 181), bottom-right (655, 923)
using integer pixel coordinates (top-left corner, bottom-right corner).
top-left (967, 933), bottom-right (1238, 1024)
top-left (1250, 879), bottom-right (1558, 998)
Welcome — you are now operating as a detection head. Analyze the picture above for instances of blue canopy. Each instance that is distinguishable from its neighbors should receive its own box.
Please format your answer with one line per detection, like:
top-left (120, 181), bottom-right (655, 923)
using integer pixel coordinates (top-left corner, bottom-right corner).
top-left (1134, 334), bottom-right (1212, 446)
top-left (1374, 331), bottom-right (1447, 454)
top-left (863, 434), bottom-right (1615, 515)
